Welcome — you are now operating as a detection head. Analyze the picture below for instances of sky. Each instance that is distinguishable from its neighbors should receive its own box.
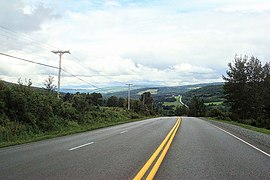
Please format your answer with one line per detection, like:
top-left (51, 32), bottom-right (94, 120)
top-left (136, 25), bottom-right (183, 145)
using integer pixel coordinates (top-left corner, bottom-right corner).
top-left (0, 0), bottom-right (270, 90)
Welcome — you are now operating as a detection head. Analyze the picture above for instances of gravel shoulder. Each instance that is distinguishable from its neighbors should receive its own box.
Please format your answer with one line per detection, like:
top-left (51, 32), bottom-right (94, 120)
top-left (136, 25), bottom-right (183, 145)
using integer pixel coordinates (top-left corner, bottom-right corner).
top-left (201, 118), bottom-right (270, 155)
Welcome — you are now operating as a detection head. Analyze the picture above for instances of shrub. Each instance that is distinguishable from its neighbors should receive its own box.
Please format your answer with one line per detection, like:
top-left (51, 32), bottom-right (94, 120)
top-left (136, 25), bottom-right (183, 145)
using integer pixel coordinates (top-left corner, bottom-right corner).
top-left (207, 108), bottom-right (224, 118)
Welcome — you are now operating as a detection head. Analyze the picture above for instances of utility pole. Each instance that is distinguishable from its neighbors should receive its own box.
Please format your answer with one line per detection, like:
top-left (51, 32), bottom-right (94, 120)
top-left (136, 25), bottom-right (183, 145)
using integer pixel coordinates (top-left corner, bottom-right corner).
top-left (51, 50), bottom-right (70, 98)
top-left (126, 83), bottom-right (133, 110)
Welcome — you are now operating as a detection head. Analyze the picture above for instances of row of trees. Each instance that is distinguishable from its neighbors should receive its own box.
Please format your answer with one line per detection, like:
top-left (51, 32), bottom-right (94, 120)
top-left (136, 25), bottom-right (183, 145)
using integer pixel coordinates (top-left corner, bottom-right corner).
top-left (223, 55), bottom-right (270, 128)
top-left (0, 78), bottom-right (157, 142)
top-left (161, 96), bottom-right (206, 117)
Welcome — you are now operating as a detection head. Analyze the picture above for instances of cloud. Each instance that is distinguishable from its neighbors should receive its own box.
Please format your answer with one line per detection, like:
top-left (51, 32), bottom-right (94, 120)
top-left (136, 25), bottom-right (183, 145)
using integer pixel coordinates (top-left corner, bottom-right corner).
top-left (0, 0), bottom-right (269, 88)
top-left (0, 0), bottom-right (57, 32)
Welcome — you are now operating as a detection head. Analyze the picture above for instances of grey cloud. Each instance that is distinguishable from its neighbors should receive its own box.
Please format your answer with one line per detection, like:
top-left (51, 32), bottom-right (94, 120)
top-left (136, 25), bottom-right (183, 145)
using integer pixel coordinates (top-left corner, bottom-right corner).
top-left (0, 0), bottom-right (58, 32)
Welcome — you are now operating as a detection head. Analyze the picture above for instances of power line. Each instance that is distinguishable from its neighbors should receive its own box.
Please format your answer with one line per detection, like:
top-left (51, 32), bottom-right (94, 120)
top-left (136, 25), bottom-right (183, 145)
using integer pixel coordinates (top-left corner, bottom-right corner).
top-left (0, 52), bottom-right (100, 89)
top-left (0, 26), bottom-right (58, 51)
top-left (0, 25), bottom-right (97, 78)
top-left (61, 69), bottom-right (100, 89)
top-left (0, 52), bottom-right (58, 69)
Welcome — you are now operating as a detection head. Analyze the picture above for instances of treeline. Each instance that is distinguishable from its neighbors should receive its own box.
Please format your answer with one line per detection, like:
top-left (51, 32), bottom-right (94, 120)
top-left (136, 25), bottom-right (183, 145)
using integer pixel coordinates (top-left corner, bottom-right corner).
top-left (163, 55), bottom-right (270, 130)
top-left (0, 79), bottom-right (157, 144)
top-left (162, 96), bottom-right (207, 117)
top-left (181, 85), bottom-right (224, 103)
top-left (223, 55), bottom-right (270, 129)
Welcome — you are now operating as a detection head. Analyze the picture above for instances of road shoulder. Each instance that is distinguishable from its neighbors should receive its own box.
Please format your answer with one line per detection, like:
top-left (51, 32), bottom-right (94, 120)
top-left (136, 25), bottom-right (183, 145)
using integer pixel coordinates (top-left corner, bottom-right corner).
top-left (201, 118), bottom-right (270, 154)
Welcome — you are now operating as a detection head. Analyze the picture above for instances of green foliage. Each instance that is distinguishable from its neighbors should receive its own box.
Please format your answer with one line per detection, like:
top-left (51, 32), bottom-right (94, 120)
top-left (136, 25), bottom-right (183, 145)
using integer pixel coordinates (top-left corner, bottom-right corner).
top-left (223, 55), bottom-right (270, 129)
top-left (182, 85), bottom-right (224, 104)
top-left (206, 108), bottom-right (225, 118)
top-left (0, 80), bottom-right (155, 146)
top-left (118, 97), bottom-right (126, 108)
top-left (175, 105), bottom-right (188, 116)
top-left (107, 96), bottom-right (118, 107)
top-left (188, 96), bottom-right (206, 117)
top-left (43, 76), bottom-right (56, 92)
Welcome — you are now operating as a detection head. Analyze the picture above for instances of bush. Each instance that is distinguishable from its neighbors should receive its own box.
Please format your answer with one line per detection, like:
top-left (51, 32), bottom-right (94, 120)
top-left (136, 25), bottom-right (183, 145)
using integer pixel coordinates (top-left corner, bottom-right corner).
top-left (207, 108), bottom-right (224, 118)
top-left (256, 117), bottom-right (270, 129)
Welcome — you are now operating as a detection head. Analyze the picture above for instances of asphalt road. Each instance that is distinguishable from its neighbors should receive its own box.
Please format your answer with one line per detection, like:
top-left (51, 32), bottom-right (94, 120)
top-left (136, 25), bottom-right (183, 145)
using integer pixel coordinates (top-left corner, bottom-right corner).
top-left (0, 117), bottom-right (269, 179)
top-left (156, 117), bottom-right (270, 179)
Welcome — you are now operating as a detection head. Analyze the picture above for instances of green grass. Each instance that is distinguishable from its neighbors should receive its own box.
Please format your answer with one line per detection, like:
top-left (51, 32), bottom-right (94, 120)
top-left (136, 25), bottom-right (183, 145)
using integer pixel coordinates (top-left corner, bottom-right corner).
top-left (163, 101), bottom-right (181, 107)
top-left (207, 117), bottom-right (270, 135)
top-left (163, 95), bottom-right (182, 108)
top-left (0, 116), bottom-right (155, 148)
top-left (204, 101), bottom-right (223, 106)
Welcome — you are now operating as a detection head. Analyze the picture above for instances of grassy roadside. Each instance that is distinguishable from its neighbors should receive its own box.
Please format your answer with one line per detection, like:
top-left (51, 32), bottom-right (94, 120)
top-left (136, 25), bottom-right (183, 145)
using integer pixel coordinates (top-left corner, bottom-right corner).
top-left (207, 117), bottom-right (270, 135)
top-left (0, 116), bottom-right (155, 148)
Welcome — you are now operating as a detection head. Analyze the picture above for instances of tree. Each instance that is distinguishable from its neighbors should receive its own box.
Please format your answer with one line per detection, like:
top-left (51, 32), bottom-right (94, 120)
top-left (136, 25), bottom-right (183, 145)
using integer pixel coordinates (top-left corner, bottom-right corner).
top-left (43, 76), bottom-right (56, 92)
top-left (86, 93), bottom-right (103, 106)
top-left (223, 55), bottom-right (249, 119)
top-left (107, 96), bottom-right (118, 107)
top-left (63, 93), bottom-right (73, 102)
top-left (175, 105), bottom-right (188, 116)
top-left (246, 56), bottom-right (264, 118)
top-left (118, 97), bottom-right (125, 108)
top-left (262, 63), bottom-right (270, 118)
top-left (140, 92), bottom-right (153, 108)
top-left (223, 55), bottom-right (270, 128)
top-left (188, 96), bottom-right (206, 117)
top-left (72, 94), bottom-right (88, 112)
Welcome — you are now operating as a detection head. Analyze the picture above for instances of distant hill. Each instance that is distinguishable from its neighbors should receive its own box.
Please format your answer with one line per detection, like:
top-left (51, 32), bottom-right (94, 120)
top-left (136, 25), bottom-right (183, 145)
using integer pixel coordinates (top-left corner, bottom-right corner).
top-left (103, 82), bottom-right (224, 99)
top-left (181, 84), bottom-right (224, 104)
top-left (2, 80), bottom-right (224, 102)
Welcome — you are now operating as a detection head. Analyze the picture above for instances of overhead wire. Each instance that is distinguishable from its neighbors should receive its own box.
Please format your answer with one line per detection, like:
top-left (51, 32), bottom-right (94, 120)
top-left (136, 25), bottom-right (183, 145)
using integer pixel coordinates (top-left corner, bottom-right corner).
top-left (0, 52), bottom-right (100, 89)
top-left (0, 52), bottom-right (58, 69)
top-left (0, 25), bottom-right (126, 89)
top-left (0, 26), bottom-right (57, 51)
top-left (61, 69), bottom-right (100, 89)
top-left (0, 25), bottom-right (98, 78)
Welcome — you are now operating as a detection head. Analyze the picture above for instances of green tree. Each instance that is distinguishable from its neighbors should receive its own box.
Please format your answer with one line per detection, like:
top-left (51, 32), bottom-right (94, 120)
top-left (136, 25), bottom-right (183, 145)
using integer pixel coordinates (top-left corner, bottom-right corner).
top-left (246, 56), bottom-right (264, 118)
top-left (223, 55), bottom-right (249, 119)
top-left (86, 93), bottom-right (103, 106)
top-left (107, 96), bottom-right (118, 107)
top-left (118, 97), bottom-right (125, 108)
top-left (263, 63), bottom-right (270, 118)
top-left (140, 92), bottom-right (153, 109)
top-left (223, 55), bottom-right (270, 128)
top-left (43, 76), bottom-right (56, 92)
top-left (72, 94), bottom-right (88, 112)
top-left (188, 96), bottom-right (206, 117)
top-left (175, 105), bottom-right (188, 116)
top-left (63, 92), bottom-right (73, 102)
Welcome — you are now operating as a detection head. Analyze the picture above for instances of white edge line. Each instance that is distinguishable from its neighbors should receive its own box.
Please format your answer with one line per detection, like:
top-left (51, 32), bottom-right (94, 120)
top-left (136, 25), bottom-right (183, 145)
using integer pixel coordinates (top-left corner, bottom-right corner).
top-left (68, 142), bottom-right (94, 151)
top-left (213, 125), bottom-right (270, 157)
top-left (120, 130), bottom-right (128, 134)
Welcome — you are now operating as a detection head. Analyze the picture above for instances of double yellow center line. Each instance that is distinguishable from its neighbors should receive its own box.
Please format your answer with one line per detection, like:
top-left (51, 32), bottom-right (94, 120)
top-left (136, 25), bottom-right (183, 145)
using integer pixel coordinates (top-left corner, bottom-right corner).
top-left (134, 117), bottom-right (181, 180)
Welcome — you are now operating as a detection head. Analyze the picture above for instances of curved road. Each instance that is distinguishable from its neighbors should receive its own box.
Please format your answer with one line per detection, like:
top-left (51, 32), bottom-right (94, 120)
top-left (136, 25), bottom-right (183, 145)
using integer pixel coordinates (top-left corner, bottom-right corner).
top-left (0, 117), bottom-right (269, 179)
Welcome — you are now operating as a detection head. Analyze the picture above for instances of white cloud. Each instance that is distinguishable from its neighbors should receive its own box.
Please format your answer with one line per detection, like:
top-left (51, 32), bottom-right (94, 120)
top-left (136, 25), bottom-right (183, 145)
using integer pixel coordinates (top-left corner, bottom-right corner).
top-left (0, 0), bottom-right (269, 89)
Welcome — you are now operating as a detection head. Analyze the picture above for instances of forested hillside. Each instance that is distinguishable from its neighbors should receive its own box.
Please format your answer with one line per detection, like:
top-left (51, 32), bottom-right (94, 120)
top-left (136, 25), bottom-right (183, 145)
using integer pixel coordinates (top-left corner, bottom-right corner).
top-left (103, 82), bottom-right (223, 99)
top-left (0, 80), bottom-right (157, 147)
top-left (181, 85), bottom-right (224, 104)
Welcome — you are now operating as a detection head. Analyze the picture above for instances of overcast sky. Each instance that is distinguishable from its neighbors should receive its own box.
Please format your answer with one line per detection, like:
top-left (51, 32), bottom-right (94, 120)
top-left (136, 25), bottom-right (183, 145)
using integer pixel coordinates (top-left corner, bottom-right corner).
top-left (0, 0), bottom-right (269, 89)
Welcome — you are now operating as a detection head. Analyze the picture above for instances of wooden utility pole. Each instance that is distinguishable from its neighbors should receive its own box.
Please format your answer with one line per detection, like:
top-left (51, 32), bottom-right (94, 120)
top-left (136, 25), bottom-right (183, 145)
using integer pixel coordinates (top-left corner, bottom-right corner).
top-left (51, 50), bottom-right (70, 98)
top-left (126, 83), bottom-right (133, 110)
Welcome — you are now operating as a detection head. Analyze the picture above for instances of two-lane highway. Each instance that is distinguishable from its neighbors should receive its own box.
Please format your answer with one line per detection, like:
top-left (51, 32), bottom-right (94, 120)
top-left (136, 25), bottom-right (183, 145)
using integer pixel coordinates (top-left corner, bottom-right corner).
top-left (0, 117), bottom-right (269, 179)
top-left (156, 117), bottom-right (270, 179)
top-left (0, 117), bottom-right (176, 179)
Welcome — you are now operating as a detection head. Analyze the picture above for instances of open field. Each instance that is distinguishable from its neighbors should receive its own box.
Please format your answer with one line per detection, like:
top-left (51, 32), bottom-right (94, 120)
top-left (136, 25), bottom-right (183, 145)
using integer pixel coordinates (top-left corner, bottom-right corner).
top-left (204, 101), bottom-right (223, 106)
top-left (163, 95), bottom-right (183, 108)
